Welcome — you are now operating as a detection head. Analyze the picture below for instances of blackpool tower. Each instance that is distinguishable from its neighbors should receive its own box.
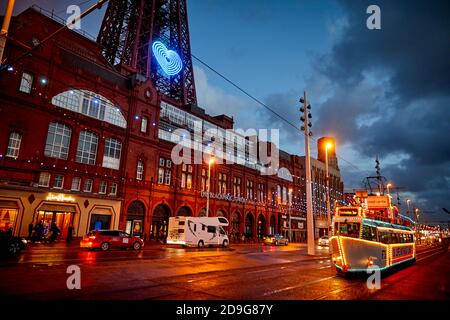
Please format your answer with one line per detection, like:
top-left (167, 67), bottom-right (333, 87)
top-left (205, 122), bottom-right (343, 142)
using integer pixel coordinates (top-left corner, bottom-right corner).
top-left (97, 0), bottom-right (197, 105)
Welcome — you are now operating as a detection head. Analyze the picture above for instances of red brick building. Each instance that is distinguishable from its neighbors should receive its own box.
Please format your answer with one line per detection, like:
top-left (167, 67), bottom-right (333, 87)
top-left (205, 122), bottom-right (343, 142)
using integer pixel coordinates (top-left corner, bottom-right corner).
top-left (0, 8), bottom-right (343, 242)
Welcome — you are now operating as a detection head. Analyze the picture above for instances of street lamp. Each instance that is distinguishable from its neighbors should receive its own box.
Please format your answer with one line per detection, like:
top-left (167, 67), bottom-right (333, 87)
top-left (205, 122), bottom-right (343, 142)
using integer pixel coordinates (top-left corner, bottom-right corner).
top-left (325, 142), bottom-right (333, 236)
top-left (289, 188), bottom-right (293, 242)
top-left (206, 156), bottom-right (215, 217)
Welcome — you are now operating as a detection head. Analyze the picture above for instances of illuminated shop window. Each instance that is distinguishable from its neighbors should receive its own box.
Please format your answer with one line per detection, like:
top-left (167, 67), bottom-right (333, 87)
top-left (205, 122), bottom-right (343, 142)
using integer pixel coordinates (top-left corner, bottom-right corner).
top-left (76, 131), bottom-right (98, 165)
top-left (44, 122), bottom-right (72, 160)
top-left (0, 208), bottom-right (18, 232)
top-left (6, 132), bottom-right (22, 158)
top-left (52, 90), bottom-right (127, 128)
top-left (103, 138), bottom-right (122, 170)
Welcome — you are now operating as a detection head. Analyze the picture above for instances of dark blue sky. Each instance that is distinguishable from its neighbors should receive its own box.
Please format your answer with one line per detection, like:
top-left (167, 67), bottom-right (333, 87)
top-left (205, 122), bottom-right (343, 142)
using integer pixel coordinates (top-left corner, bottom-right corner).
top-left (3, 0), bottom-right (450, 224)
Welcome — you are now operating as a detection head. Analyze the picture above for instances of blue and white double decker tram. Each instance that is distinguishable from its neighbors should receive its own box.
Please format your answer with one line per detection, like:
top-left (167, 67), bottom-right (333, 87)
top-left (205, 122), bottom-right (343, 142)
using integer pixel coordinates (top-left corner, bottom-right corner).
top-left (330, 206), bottom-right (416, 274)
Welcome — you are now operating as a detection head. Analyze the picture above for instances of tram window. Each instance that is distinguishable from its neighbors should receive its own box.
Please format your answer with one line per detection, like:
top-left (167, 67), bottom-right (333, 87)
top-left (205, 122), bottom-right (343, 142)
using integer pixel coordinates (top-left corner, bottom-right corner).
top-left (335, 222), bottom-right (360, 238)
top-left (362, 225), bottom-right (377, 241)
top-left (378, 232), bottom-right (390, 244)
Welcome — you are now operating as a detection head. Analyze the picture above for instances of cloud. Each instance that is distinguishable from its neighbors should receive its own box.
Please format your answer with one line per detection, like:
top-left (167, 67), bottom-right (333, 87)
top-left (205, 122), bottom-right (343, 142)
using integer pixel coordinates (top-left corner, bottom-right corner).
top-left (305, 0), bottom-right (450, 223)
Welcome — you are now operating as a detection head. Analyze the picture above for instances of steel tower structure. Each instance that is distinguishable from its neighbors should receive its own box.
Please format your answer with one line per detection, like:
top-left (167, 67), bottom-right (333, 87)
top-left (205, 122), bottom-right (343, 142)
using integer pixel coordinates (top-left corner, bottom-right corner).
top-left (97, 0), bottom-right (197, 105)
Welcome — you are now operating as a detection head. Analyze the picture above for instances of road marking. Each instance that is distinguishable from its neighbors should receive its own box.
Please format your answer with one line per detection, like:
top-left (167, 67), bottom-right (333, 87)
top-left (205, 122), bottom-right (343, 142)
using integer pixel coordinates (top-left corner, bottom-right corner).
top-left (262, 276), bottom-right (336, 296)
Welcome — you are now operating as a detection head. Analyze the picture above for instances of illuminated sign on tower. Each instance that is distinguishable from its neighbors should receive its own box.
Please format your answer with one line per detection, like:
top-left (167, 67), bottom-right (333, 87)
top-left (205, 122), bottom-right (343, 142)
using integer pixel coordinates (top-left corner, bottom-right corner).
top-left (152, 41), bottom-right (183, 76)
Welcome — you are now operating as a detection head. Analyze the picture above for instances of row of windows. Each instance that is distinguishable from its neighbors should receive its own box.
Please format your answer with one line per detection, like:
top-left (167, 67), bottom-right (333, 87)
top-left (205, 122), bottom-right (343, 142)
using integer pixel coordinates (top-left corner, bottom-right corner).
top-left (154, 158), bottom-right (288, 202)
top-left (38, 172), bottom-right (117, 195)
top-left (5, 122), bottom-right (122, 170)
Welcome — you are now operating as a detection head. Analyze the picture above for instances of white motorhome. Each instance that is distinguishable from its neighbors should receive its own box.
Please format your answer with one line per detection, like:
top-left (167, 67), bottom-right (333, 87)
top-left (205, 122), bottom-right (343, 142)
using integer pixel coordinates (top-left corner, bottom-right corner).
top-left (166, 216), bottom-right (229, 247)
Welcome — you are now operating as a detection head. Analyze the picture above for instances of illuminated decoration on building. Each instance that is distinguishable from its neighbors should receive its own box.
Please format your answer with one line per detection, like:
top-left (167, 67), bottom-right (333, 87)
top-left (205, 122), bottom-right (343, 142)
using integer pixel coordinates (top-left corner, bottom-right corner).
top-left (98, 0), bottom-right (197, 104)
top-left (46, 193), bottom-right (75, 202)
top-left (152, 41), bottom-right (183, 76)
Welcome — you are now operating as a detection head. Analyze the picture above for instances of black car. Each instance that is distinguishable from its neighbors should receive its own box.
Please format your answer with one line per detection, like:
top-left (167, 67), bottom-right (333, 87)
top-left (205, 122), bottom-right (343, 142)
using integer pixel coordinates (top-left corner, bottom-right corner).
top-left (0, 231), bottom-right (27, 257)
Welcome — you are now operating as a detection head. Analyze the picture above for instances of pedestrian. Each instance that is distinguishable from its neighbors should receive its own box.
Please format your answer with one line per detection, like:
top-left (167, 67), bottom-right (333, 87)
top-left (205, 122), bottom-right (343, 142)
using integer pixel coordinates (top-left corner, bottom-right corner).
top-left (66, 225), bottom-right (73, 243)
top-left (50, 222), bottom-right (59, 242)
top-left (28, 222), bottom-right (34, 240)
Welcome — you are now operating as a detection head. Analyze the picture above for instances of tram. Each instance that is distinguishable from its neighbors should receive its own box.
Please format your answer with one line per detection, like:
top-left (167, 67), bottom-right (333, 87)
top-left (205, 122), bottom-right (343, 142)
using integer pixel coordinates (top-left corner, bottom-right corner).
top-left (330, 193), bottom-right (416, 274)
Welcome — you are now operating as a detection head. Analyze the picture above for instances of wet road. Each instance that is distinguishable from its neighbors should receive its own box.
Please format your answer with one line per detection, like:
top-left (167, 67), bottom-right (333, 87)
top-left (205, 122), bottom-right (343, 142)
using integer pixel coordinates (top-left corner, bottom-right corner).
top-left (0, 241), bottom-right (449, 300)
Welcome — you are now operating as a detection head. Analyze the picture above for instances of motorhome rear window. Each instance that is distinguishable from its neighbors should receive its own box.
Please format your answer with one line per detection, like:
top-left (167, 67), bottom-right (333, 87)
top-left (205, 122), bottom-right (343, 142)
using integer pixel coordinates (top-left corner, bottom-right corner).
top-left (218, 217), bottom-right (227, 224)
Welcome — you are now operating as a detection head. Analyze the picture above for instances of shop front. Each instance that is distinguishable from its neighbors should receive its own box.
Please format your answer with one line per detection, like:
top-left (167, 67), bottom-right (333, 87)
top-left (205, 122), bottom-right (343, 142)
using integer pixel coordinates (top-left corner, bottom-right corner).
top-left (0, 187), bottom-right (121, 238)
top-left (35, 202), bottom-right (78, 240)
top-left (125, 200), bottom-right (146, 238)
top-left (0, 199), bottom-right (22, 234)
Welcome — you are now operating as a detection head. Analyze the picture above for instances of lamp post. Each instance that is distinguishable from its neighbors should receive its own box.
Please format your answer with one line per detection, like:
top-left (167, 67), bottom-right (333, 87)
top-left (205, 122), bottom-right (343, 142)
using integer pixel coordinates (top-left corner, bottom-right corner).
top-left (289, 188), bottom-right (293, 242)
top-left (300, 91), bottom-right (315, 255)
top-left (206, 156), bottom-right (215, 217)
top-left (325, 142), bottom-right (333, 236)
top-left (415, 208), bottom-right (420, 243)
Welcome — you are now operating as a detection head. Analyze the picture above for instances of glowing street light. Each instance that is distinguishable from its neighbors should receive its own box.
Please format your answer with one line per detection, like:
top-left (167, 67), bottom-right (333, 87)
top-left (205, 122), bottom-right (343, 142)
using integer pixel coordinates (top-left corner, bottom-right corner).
top-left (206, 156), bottom-right (215, 217)
top-left (325, 142), bottom-right (333, 236)
top-left (407, 199), bottom-right (411, 218)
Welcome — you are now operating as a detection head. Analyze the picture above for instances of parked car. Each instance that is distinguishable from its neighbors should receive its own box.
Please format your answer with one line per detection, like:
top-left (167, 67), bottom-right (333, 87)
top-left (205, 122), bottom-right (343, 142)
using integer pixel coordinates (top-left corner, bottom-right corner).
top-left (263, 234), bottom-right (289, 246)
top-left (318, 235), bottom-right (330, 247)
top-left (80, 230), bottom-right (144, 251)
top-left (0, 231), bottom-right (27, 257)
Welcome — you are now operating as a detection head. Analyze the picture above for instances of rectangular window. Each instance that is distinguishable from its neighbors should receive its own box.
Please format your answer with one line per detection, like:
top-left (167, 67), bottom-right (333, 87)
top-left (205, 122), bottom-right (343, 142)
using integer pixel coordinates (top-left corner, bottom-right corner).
top-left (102, 138), bottom-right (121, 170)
top-left (44, 122), bottom-right (72, 160)
top-left (181, 164), bottom-right (192, 189)
top-left (19, 72), bottom-right (33, 94)
top-left (53, 175), bottom-right (64, 189)
top-left (99, 180), bottom-right (107, 194)
top-left (84, 179), bottom-right (93, 192)
top-left (218, 173), bottom-right (227, 194)
top-left (76, 131), bottom-right (98, 165)
top-left (109, 183), bottom-right (117, 195)
top-left (137, 160), bottom-right (144, 180)
top-left (158, 168), bottom-right (165, 184)
top-left (141, 117), bottom-right (148, 133)
top-left (246, 180), bottom-right (254, 199)
top-left (233, 177), bottom-right (241, 196)
top-left (71, 177), bottom-right (81, 191)
top-left (201, 168), bottom-right (207, 192)
top-left (6, 132), bottom-right (22, 159)
top-left (258, 183), bottom-right (265, 202)
top-left (38, 172), bottom-right (50, 187)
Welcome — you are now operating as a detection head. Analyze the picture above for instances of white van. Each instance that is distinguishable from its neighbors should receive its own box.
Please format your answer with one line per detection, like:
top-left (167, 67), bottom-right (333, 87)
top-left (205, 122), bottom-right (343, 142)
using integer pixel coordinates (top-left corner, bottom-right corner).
top-left (166, 216), bottom-right (229, 247)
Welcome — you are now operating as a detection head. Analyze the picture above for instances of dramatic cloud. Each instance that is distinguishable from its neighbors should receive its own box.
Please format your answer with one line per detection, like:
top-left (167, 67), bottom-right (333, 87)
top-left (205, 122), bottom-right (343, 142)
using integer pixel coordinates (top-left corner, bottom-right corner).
top-left (309, 0), bottom-right (450, 223)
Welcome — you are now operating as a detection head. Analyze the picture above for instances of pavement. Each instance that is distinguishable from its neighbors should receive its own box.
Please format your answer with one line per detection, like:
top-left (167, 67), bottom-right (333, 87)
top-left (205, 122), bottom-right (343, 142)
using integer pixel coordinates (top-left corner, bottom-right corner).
top-left (0, 240), bottom-right (449, 300)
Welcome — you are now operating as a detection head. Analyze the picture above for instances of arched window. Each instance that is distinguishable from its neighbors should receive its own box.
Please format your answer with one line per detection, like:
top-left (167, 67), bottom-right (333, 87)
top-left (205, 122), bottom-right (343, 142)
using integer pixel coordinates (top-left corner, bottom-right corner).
top-left (76, 131), bottom-right (98, 165)
top-left (103, 138), bottom-right (122, 170)
top-left (51, 89), bottom-right (127, 128)
top-left (44, 122), bottom-right (72, 160)
top-left (6, 132), bottom-right (22, 158)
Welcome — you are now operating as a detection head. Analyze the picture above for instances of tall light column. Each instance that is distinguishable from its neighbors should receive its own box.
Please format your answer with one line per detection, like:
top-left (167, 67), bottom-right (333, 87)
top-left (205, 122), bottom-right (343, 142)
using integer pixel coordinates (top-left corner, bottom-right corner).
top-left (325, 143), bottom-right (333, 236)
top-left (0, 0), bottom-right (15, 64)
top-left (406, 199), bottom-right (411, 219)
top-left (206, 157), bottom-right (215, 217)
top-left (300, 91), bottom-right (315, 255)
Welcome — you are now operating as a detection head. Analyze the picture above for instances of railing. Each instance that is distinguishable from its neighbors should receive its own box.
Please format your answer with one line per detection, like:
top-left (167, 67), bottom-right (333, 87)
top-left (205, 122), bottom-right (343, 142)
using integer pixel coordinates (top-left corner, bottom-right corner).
top-left (31, 5), bottom-right (97, 42)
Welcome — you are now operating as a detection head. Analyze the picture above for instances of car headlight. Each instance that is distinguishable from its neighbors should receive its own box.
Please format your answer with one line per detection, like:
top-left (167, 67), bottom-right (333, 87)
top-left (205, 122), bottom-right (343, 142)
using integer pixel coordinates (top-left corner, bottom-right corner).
top-left (21, 239), bottom-right (28, 245)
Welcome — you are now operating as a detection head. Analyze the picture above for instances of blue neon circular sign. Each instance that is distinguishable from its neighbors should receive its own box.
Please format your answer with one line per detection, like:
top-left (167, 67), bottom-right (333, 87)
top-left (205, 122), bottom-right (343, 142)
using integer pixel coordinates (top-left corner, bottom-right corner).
top-left (152, 41), bottom-right (183, 76)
